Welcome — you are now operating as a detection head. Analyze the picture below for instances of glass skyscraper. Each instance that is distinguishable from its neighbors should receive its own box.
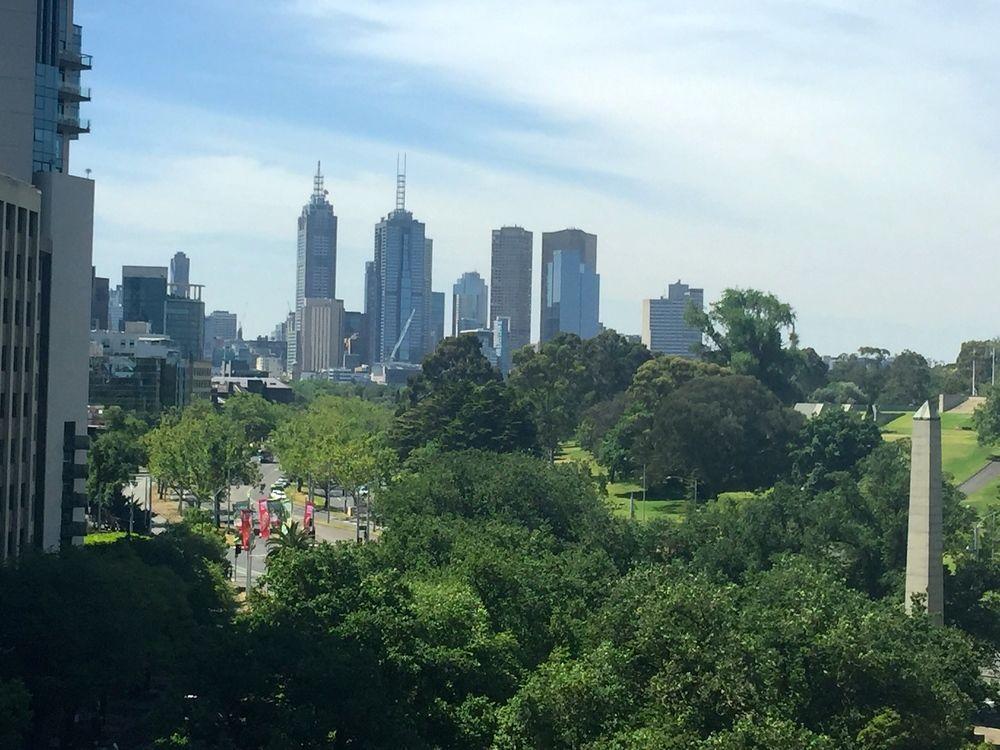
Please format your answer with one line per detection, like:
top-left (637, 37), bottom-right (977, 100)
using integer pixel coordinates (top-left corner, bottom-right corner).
top-left (490, 226), bottom-right (533, 351)
top-left (291, 163), bottom-right (338, 371)
top-left (370, 167), bottom-right (432, 364)
top-left (541, 229), bottom-right (600, 342)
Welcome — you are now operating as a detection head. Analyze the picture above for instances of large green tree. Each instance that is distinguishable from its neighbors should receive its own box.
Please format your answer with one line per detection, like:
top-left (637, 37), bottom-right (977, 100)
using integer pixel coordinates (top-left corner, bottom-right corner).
top-left (686, 288), bottom-right (802, 402)
top-left (635, 374), bottom-right (803, 495)
top-left (790, 409), bottom-right (882, 489)
top-left (390, 335), bottom-right (538, 458)
top-left (86, 407), bottom-right (149, 529)
top-left (879, 350), bottom-right (932, 407)
top-left (145, 401), bottom-right (258, 524)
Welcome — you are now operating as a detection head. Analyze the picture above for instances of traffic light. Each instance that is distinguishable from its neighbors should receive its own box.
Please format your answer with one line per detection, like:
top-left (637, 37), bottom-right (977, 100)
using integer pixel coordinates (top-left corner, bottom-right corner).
top-left (234, 541), bottom-right (242, 557)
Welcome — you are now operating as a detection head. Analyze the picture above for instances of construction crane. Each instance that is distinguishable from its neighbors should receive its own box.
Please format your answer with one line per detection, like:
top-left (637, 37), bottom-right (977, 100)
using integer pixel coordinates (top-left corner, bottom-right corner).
top-left (388, 308), bottom-right (416, 363)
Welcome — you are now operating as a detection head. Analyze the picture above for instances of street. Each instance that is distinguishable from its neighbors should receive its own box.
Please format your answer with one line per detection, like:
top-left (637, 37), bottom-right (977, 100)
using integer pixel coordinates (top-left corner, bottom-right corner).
top-left (226, 460), bottom-right (361, 585)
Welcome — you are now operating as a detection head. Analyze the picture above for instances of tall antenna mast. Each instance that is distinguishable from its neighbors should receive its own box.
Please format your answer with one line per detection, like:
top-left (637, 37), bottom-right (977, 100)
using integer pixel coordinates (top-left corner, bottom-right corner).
top-left (395, 153), bottom-right (406, 211)
top-left (313, 160), bottom-right (324, 201)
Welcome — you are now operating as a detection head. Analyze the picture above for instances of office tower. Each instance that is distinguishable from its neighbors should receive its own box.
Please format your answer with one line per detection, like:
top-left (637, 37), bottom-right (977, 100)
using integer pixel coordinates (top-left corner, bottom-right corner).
top-left (905, 401), bottom-right (944, 625)
top-left (165, 284), bottom-right (205, 362)
top-left (490, 226), bottom-right (532, 352)
top-left (297, 298), bottom-right (344, 375)
top-left (90, 267), bottom-right (109, 329)
top-left (122, 265), bottom-right (167, 334)
top-left (204, 309), bottom-right (238, 359)
top-left (431, 291), bottom-right (445, 350)
top-left (363, 260), bottom-right (378, 365)
top-left (108, 283), bottom-right (123, 332)
top-left (641, 280), bottom-right (704, 357)
top-left (0, 0), bottom-right (94, 555)
top-left (452, 271), bottom-right (488, 336)
top-left (370, 162), bottom-right (433, 364)
top-left (540, 229), bottom-right (599, 342)
top-left (169, 251), bottom-right (190, 297)
top-left (291, 162), bottom-right (337, 373)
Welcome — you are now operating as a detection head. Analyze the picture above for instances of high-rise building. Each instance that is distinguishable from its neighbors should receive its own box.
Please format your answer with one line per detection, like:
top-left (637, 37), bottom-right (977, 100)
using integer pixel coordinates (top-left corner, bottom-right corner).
top-left (363, 260), bottom-right (378, 365)
top-left (493, 316), bottom-right (512, 376)
top-left (122, 265), bottom-right (167, 334)
top-left (431, 291), bottom-right (445, 350)
top-left (370, 163), bottom-right (432, 364)
top-left (641, 281), bottom-right (703, 357)
top-left (452, 271), bottom-right (488, 336)
top-left (169, 251), bottom-right (190, 298)
top-left (342, 310), bottom-right (366, 369)
top-left (204, 309), bottom-right (238, 360)
top-left (539, 229), bottom-right (600, 343)
top-left (490, 226), bottom-right (532, 352)
top-left (165, 284), bottom-right (205, 362)
top-left (90, 266), bottom-right (108, 330)
top-left (108, 283), bottom-right (123, 332)
top-left (297, 298), bottom-right (344, 375)
top-left (0, 0), bottom-right (94, 556)
top-left (291, 162), bottom-right (337, 373)
top-left (541, 229), bottom-right (599, 342)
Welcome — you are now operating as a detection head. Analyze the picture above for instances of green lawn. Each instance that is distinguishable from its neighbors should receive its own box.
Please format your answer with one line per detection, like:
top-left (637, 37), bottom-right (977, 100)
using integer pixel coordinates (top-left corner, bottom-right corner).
top-left (882, 412), bottom-right (998, 485)
top-left (557, 442), bottom-right (686, 522)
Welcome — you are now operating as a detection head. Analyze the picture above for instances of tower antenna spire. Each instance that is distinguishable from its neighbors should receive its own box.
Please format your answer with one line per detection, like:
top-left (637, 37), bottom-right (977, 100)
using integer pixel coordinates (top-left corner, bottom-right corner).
top-left (395, 153), bottom-right (406, 210)
top-left (313, 160), bottom-right (325, 200)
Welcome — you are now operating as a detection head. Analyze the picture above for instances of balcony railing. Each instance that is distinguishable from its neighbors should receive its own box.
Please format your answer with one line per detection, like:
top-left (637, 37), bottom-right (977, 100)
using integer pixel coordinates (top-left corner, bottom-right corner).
top-left (58, 42), bottom-right (92, 71)
top-left (58, 82), bottom-right (91, 102)
top-left (56, 114), bottom-right (90, 135)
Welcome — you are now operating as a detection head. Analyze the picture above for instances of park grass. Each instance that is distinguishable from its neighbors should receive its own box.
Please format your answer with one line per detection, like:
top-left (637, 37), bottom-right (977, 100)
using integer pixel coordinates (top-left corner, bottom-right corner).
top-left (882, 412), bottom-right (998, 486)
top-left (557, 441), bottom-right (686, 522)
top-left (84, 531), bottom-right (131, 545)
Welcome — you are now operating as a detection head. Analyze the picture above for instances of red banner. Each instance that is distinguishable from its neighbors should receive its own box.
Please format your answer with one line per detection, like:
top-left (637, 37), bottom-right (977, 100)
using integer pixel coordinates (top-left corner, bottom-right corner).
top-left (304, 499), bottom-right (314, 530)
top-left (258, 498), bottom-right (271, 540)
top-left (240, 509), bottom-right (252, 548)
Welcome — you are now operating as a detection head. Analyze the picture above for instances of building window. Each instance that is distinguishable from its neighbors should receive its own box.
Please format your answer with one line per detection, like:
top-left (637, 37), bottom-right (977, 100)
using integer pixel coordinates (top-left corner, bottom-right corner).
top-left (1, 345), bottom-right (6, 370)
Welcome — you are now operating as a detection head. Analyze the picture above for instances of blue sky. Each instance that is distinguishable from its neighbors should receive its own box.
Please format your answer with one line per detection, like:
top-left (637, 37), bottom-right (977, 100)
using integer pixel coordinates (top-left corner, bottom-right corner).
top-left (74, 0), bottom-right (1000, 359)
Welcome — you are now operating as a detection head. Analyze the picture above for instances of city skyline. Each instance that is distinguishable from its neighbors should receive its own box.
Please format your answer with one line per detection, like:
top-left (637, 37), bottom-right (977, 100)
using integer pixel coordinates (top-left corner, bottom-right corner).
top-left (74, 3), bottom-right (1000, 360)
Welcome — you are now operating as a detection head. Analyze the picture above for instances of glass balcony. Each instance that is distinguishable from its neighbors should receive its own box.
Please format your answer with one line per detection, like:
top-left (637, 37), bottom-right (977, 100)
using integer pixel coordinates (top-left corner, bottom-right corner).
top-left (58, 82), bottom-right (91, 102)
top-left (56, 115), bottom-right (90, 135)
top-left (58, 42), bottom-right (92, 71)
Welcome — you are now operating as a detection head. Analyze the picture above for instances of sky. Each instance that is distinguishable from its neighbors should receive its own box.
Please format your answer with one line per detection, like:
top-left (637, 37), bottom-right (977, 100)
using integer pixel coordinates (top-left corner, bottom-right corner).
top-left (73, 0), bottom-right (1000, 361)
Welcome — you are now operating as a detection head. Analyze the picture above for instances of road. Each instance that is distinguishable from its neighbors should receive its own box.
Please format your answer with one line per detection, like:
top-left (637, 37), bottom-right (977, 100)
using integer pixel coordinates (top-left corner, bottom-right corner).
top-left (226, 460), bottom-right (361, 586)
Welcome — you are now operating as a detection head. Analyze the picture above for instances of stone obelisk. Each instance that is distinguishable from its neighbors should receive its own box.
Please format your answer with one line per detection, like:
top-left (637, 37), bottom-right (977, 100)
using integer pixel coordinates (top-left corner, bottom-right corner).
top-left (904, 400), bottom-right (944, 624)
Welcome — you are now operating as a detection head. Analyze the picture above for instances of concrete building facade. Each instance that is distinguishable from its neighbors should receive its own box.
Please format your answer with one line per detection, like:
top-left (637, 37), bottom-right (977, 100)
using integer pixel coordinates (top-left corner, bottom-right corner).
top-left (452, 271), bottom-right (488, 336)
top-left (541, 229), bottom-right (599, 342)
top-left (490, 226), bottom-right (532, 352)
top-left (297, 297), bottom-right (344, 375)
top-left (430, 290), bottom-right (445, 351)
top-left (169, 251), bottom-right (190, 298)
top-left (0, 174), bottom-right (42, 559)
top-left (204, 309), bottom-right (238, 360)
top-left (0, 0), bottom-right (93, 555)
top-left (641, 281), bottom-right (704, 357)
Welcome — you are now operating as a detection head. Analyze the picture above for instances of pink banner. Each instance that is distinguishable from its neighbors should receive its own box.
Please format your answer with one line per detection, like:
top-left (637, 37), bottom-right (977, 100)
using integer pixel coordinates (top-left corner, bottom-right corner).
top-left (240, 509), bottom-right (252, 548)
top-left (258, 498), bottom-right (271, 540)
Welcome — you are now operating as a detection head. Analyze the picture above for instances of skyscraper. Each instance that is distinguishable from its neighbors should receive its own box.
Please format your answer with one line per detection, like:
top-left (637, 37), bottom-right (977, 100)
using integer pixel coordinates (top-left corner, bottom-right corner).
top-left (297, 298), bottom-right (344, 375)
top-left (122, 265), bottom-right (168, 334)
top-left (363, 260), bottom-right (378, 365)
top-left (540, 229), bottom-right (599, 342)
top-left (490, 226), bottom-right (532, 351)
top-left (0, 0), bottom-right (94, 555)
top-left (291, 162), bottom-right (338, 373)
top-left (370, 162), bottom-right (433, 364)
top-left (169, 251), bottom-right (190, 298)
top-left (90, 267), bottom-right (109, 330)
top-left (431, 291), bottom-right (445, 350)
top-left (204, 309), bottom-right (238, 360)
top-left (452, 271), bottom-right (488, 336)
top-left (165, 284), bottom-right (205, 362)
top-left (641, 281), bottom-right (703, 357)
top-left (108, 283), bottom-right (123, 332)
